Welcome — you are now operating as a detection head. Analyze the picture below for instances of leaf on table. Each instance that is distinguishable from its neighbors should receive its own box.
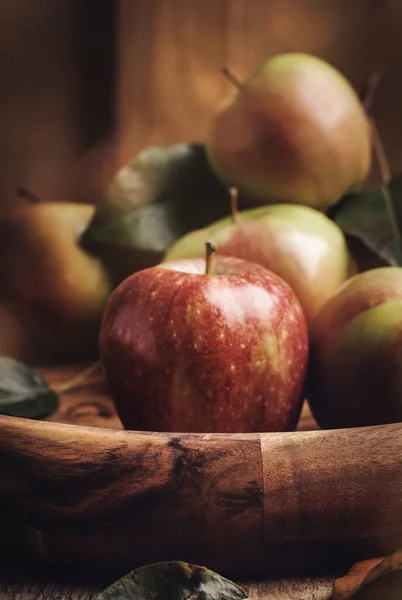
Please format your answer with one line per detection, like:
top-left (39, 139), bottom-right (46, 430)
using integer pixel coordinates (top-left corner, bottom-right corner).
top-left (83, 144), bottom-right (231, 284)
top-left (332, 549), bottom-right (402, 599)
top-left (332, 557), bottom-right (384, 599)
top-left (0, 356), bottom-right (59, 419)
top-left (330, 174), bottom-right (402, 267)
top-left (97, 561), bottom-right (247, 600)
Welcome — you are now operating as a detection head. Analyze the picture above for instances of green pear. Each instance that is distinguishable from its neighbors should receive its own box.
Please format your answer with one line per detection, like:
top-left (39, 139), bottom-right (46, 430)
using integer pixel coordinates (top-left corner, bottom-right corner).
top-left (164, 197), bottom-right (356, 329)
top-left (308, 267), bottom-right (402, 429)
top-left (206, 53), bottom-right (372, 208)
top-left (0, 201), bottom-right (112, 361)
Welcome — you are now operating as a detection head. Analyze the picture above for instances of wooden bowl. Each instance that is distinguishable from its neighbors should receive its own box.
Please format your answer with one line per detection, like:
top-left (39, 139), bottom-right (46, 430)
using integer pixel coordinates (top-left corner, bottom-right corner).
top-left (0, 363), bottom-right (400, 580)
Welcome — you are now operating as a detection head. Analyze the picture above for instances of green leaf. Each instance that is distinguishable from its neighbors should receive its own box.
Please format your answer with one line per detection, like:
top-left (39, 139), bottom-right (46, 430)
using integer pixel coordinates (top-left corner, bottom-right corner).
top-left (97, 561), bottom-right (247, 600)
top-left (330, 175), bottom-right (402, 267)
top-left (83, 144), bottom-right (230, 284)
top-left (0, 356), bottom-right (59, 419)
top-left (387, 175), bottom-right (402, 239)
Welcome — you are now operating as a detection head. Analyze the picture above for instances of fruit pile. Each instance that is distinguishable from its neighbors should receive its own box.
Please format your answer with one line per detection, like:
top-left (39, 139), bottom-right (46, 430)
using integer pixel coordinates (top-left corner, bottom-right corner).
top-left (1, 53), bottom-right (402, 433)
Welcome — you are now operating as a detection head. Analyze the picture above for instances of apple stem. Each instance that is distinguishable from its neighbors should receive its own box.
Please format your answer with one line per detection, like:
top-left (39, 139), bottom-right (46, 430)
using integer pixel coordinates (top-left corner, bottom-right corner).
top-left (16, 187), bottom-right (40, 204)
top-left (205, 240), bottom-right (217, 275)
top-left (221, 66), bottom-right (243, 89)
top-left (229, 187), bottom-right (239, 223)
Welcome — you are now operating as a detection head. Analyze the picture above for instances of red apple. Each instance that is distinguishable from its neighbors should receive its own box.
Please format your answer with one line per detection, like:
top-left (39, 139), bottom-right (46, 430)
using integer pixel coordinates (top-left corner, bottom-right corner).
top-left (100, 244), bottom-right (308, 433)
top-left (308, 267), bottom-right (402, 429)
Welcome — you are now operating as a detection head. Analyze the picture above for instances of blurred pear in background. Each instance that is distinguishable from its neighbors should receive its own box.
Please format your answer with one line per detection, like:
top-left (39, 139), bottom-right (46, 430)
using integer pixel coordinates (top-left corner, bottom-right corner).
top-left (0, 198), bottom-right (112, 362)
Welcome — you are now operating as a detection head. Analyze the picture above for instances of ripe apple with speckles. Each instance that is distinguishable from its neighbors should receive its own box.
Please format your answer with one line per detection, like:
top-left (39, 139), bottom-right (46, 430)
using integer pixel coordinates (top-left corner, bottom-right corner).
top-left (100, 242), bottom-right (309, 433)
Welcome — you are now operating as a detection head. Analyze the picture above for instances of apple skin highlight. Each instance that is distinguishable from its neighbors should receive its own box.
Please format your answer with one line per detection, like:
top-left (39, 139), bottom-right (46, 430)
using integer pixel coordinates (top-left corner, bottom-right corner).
top-left (100, 254), bottom-right (308, 433)
top-left (165, 203), bottom-right (356, 330)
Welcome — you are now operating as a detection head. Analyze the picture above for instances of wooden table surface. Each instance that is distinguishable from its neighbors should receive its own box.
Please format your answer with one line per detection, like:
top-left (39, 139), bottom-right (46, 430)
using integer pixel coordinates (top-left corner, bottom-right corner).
top-left (0, 363), bottom-right (332, 599)
top-left (40, 362), bottom-right (320, 432)
top-left (0, 566), bottom-right (334, 599)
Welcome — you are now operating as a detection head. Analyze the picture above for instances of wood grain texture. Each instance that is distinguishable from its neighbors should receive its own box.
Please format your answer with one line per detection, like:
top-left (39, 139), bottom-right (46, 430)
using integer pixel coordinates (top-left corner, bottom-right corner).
top-left (0, 581), bottom-right (96, 600)
top-left (39, 362), bottom-right (319, 431)
top-left (115, 0), bottom-right (402, 182)
top-left (241, 577), bottom-right (333, 599)
top-left (0, 0), bottom-right (115, 215)
top-left (0, 411), bottom-right (400, 579)
top-left (0, 416), bottom-right (264, 576)
top-left (261, 425), bottom-right (402, 543)
top-left (3, 0), bottom-right (402, 217)
top-left (42, 363), bottom-right (123, 430)
top-left (0, 565), bottom-right (334, 600)
top-left (0, 364), bottom-right (398, 595)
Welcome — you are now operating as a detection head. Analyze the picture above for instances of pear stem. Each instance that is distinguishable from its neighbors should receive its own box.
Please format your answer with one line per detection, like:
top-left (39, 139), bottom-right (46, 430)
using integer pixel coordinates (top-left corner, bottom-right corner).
top-left (229, 187), bottom-right (239, 223)
top-left (359, 70), bottom-right (390, 181)
top-left (370, 118), bottom-right (391, 184)
top-left (16, 187), bottom-right (40, 204)
top-left (360, 70), bottom-right (383, 113)
top-left (205, 240), bottom-right (217, 275)
top-left (221, 66), bottom-right (243, 89)
top-left (54, 361), bottom-right (101, 395)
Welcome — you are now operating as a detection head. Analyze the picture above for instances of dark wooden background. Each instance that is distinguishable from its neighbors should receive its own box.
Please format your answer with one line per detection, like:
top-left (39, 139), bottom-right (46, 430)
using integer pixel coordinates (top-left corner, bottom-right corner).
top-left (1, 0), bottom-right (402, 216)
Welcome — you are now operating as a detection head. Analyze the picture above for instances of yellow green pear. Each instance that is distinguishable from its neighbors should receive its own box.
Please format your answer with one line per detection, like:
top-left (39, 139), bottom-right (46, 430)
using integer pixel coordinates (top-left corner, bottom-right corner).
top-left (0, 199), bottom-right (112, 360)
top-left (206, 53), bottom-right (372, 208)
top-left (164, 191), bottom-right (356, 329)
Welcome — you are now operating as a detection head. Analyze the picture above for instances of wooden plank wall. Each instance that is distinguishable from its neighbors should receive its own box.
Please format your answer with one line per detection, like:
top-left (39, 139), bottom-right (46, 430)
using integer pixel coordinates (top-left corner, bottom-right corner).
top-left (1, 0), bottom-right (402, 215)
top-left (0, 0), bottom-right (114, 215)
top-left (116, 0), bottom-right (402, 179)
